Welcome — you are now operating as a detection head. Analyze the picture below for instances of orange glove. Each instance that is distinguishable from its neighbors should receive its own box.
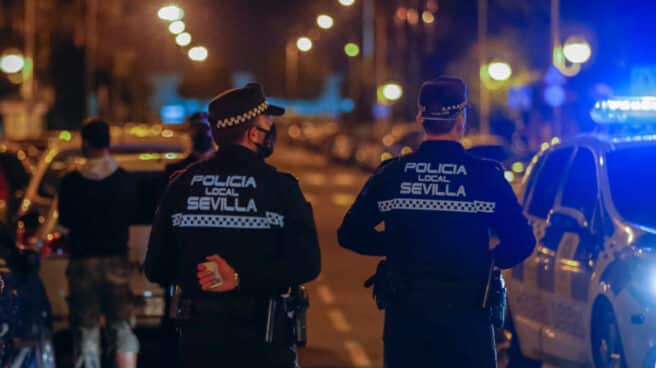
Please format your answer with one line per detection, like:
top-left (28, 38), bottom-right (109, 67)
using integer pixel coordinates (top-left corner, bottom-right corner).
top-left (196, 254), bottom-right (239, 292)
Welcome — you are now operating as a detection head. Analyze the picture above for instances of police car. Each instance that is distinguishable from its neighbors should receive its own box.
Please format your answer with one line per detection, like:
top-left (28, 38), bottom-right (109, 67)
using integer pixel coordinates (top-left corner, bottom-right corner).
top-left (508, 97), bottom-right (656, 368)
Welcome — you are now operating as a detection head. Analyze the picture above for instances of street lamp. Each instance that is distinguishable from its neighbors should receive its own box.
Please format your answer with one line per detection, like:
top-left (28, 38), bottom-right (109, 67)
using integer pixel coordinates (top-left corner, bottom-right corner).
top-left (168, 20), bottom-right (185, 35)
top-left (379, 83), bottom-right (403, 103)
top-left (158, 5), bottom-right (184, 21)
top-left (0, 53), bottom-right (25, 74)
top-left (338, 0), bottom-right (355, 6)
top-left (344, 43), bottom-right (360, 57)
top-left (563, 36), bottom-right (592, 64)
top-left (316, 15), bottom-right (334, 30)
top-left (175, 32), bottom-right (192, 47)
top-left (188, 46), bottom-right (208, 62)
top-left (296, 37), bottom-right (313, 52)
top-left (487, 62), bottom-right (512, 81)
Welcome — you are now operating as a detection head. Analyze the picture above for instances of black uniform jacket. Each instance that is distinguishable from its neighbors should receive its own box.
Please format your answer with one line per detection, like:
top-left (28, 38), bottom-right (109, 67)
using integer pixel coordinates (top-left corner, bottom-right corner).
top-left (145, 144), bottom-right (321, 299)
top-left (338, 140), bottom-right (535, 298)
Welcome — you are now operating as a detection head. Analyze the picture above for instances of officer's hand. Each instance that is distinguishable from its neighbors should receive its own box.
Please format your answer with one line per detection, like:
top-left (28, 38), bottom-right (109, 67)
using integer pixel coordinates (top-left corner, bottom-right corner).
top-left (196, 254), bottom-right (238, 292)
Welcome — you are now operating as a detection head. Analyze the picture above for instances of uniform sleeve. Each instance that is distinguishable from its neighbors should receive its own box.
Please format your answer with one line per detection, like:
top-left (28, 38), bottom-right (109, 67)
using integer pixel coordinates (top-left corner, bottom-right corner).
top-left (144, 180), bottom-right (181, 285)
top-left (489, 164), bottom-right (536, 269)
top-left (238, 175), bottom-right (321, 291)
top-left (337, 164), bottom-right (388, 256)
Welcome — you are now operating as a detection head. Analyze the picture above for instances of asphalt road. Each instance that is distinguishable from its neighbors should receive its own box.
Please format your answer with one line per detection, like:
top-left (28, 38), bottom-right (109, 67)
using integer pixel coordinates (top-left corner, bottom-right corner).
top-left (269, 144), bottom-right (385, 368)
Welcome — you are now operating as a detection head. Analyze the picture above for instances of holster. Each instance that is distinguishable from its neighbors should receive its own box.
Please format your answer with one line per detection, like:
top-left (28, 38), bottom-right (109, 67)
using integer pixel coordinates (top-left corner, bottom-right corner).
top-left (364, 260), bottom-right (402, 310)
top-left (483, 266), bottom-right (507, 328)
top-left (266, 286), bottom-right (310, 346)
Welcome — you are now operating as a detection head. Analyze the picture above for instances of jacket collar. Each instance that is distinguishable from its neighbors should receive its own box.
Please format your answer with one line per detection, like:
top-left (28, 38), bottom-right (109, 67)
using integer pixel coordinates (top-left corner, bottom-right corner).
top-left (217, 144), bottom-right (260, 160)
top-left (417, 139), bottom-right (465, 154)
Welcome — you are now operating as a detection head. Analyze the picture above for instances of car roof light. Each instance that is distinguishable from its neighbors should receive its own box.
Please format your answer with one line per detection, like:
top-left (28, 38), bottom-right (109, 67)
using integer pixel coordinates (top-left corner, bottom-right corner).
top-left (591, 96), bottom-right (656, 123)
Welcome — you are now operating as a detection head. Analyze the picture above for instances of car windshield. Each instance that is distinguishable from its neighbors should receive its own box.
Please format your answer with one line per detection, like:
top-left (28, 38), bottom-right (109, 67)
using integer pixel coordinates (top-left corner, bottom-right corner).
top-left (607, 146), bottom-right (656, 230)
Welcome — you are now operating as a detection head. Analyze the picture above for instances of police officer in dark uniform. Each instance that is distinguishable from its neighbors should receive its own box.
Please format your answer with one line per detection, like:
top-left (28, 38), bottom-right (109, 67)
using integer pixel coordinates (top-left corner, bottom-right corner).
top-left (164, 112), bottom-right (215, 180)
top-left (337, 77), bottom-right (535, 367)
top-left (145, 83), bottom-right (321, 367)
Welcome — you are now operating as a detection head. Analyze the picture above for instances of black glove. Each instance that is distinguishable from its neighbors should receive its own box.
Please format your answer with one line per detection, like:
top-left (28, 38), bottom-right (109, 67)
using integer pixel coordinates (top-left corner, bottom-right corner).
top-left (364, 260), bottom-right (389, 310)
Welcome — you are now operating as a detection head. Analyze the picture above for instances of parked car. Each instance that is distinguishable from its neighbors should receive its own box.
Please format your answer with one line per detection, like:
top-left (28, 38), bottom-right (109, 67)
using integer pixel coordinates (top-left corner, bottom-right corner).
top-left (17, 127), bottom-right (190, 330)
top-left (507, 124), bottom-right (656, 367)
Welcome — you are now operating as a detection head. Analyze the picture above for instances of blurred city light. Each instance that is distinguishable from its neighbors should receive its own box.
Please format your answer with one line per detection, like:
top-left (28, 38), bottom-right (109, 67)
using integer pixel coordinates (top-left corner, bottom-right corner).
top-left (563, 37), bottom-right (592, 64)
top-left (188, 46), bottom-right (208, 62)
top-left (0, 53), bottom-right (25, 74)
top-left (511, 162), bottom-right (525, 174)
top-left (168, 20), bottom-right (185, 35)
top-left (317, 15), bottom-right (334, 30)
top-left (158, 5), bottom-right (184, 21)
top-left (407, 9), bottom-right (420, 25)
top-left (381, 83), bottom-right (403, 101)
top-left (422, 11), bottom-right (435, 24)
top-left (175, 32), bottom-right (192, 47)
top-left (338, 0), bottom-right (355, 6)
top-left (296, 37), bottom-right (313, 52)
top-left (344, 43), bottom-right (360, 57)
top-left (487, 62), bottom-right (512, 81)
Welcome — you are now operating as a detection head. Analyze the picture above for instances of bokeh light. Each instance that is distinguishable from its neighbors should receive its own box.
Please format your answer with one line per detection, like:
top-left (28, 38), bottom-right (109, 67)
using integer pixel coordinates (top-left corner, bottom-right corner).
top-left (0, 54), bottom-right (25, 74)
top-left (168, 21), bottom-right (185, 35)
top-left (488, 62), bottom-right (512, 81)
top-left (338, 0), bottom-right (355, 6)
top-left (188, 46), bottom-right (208, 62)
top-left (563, 37), bottom-right (592, 64)
top-left (158, 5), bottom-right (184, 21)
top-left (344, 43), bottom-right (360, 57)
top-left (317, 15), bottom-right (334, 30)
top-left (296, 37), bottom-right (313, 52)
top-left (175, 33), bottom-right (192, 47)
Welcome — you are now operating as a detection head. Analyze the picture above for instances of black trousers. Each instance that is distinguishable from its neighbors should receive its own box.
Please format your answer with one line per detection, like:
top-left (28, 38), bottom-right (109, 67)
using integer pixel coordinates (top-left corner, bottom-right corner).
top-left (383, 304), bottom-right (496, 368)
top-left (177, 319), bottom-right (298, 368)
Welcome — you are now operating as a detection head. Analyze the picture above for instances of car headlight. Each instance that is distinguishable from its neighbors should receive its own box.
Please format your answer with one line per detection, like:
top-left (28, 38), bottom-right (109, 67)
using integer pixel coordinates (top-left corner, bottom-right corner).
top-left (628, 260), bottom-right (656, 306)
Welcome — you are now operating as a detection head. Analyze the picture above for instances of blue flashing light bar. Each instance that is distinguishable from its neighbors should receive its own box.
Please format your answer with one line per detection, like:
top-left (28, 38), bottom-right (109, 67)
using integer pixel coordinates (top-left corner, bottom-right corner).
top-left (591, 97), bottom-right (656, 124)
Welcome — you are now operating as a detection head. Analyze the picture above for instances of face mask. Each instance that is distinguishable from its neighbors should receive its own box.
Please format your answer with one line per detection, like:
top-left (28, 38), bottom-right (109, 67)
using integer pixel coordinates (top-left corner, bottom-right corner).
top-left (254, 123), bottom-right (277, 159)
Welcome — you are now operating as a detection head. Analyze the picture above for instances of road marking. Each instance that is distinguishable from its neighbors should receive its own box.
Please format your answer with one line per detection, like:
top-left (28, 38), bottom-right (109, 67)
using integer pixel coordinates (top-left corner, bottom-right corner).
top-left (327, 308), bottom-right (352, 333)
top-left (334, 173), bottom-right (356, 187)
top-left (332, 193), bottom-right (356, 207)
top-left (344, 340), bottom-right (372, 367)
top-left (317, 284), bottom-right (336, 305)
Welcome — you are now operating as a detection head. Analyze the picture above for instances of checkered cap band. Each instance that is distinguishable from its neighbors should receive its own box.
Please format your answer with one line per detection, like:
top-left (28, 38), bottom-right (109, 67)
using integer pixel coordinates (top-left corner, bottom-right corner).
top-left (423, 101), bottom-right (468, 119)
top-left (377, 198), bottom-right (496, 214)
top-left (171, 212), bottom-right (285, 229)
top-left (216, 101), bottom-right (269, 128)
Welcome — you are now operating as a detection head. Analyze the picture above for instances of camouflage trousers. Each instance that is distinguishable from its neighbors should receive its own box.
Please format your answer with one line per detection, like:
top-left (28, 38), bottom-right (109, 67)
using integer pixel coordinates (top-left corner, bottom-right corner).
top-left (66, 256), bottom-right (139, 368)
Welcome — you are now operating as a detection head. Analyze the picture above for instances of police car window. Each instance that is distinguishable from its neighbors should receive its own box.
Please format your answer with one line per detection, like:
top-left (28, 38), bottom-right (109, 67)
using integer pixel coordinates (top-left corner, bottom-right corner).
top-left (608, 146), bottom-right (656, 230)
top-left (527, 148), bottom-right (574, 219)
top-left (561, 148), bottom-right (598, 220)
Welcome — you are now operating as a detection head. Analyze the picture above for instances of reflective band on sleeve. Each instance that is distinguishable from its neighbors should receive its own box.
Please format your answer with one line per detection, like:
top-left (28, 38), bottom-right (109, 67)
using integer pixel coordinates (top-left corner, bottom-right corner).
top-left (171, 212), bottom-right (285, 229)
top-left (377, 198), bottom-right (496, 214)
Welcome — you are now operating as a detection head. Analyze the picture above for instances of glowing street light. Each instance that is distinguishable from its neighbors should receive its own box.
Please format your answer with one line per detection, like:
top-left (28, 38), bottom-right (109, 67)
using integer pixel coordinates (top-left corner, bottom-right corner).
top-left (168, 20), bottom-right (185, 35)
top-left (175, 32), bottom-right (192, 47)
top-left (0, 53), bottom-right (25, 74)
top-left (422, 11), bottom-right (435, 24)
top-left (563, 36), bottom-right (592, 64)
top-left (338, 0), bottom-right (355, 6)
top-left (344, 43), bottom-right (360, 57)
top-left (158, 5), bottom-right (184, 21)
top-left (487, 62), bottom-right (512, 81)
top-left (188, 46), bottom-right (208, 62)
top-left (381, 83), bottom-right (403, 101)
top-left (316, 15), bottom-right (334, 30)
top-left (296, 37), bottom-right (313, 52)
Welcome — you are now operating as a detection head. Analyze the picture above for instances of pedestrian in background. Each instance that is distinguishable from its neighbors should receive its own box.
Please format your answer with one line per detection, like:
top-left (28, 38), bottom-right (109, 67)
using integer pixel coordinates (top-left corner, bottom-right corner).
top-left (338, 77), bottom-right (535, 367)
top-left (145, 83), bottom-right (321, 367)
top-left (58, 118), bottom-right (139, 368)
top-left (164, 112), bottom-right (215, 180)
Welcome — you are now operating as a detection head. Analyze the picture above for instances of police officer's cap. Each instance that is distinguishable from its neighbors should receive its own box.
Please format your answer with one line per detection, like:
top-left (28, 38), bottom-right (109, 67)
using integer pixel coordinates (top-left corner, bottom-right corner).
top-left (208, 83), bottom-right (285, 129)
top-left (418, 76), bottom-right (468, 121)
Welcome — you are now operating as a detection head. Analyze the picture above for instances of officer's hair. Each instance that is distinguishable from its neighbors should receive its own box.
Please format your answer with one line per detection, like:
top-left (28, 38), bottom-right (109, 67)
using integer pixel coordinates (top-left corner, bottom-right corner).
top-left (211, 119), bottom-right (255, 146)
top-left (422, 115), bottom-right (459, 135)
